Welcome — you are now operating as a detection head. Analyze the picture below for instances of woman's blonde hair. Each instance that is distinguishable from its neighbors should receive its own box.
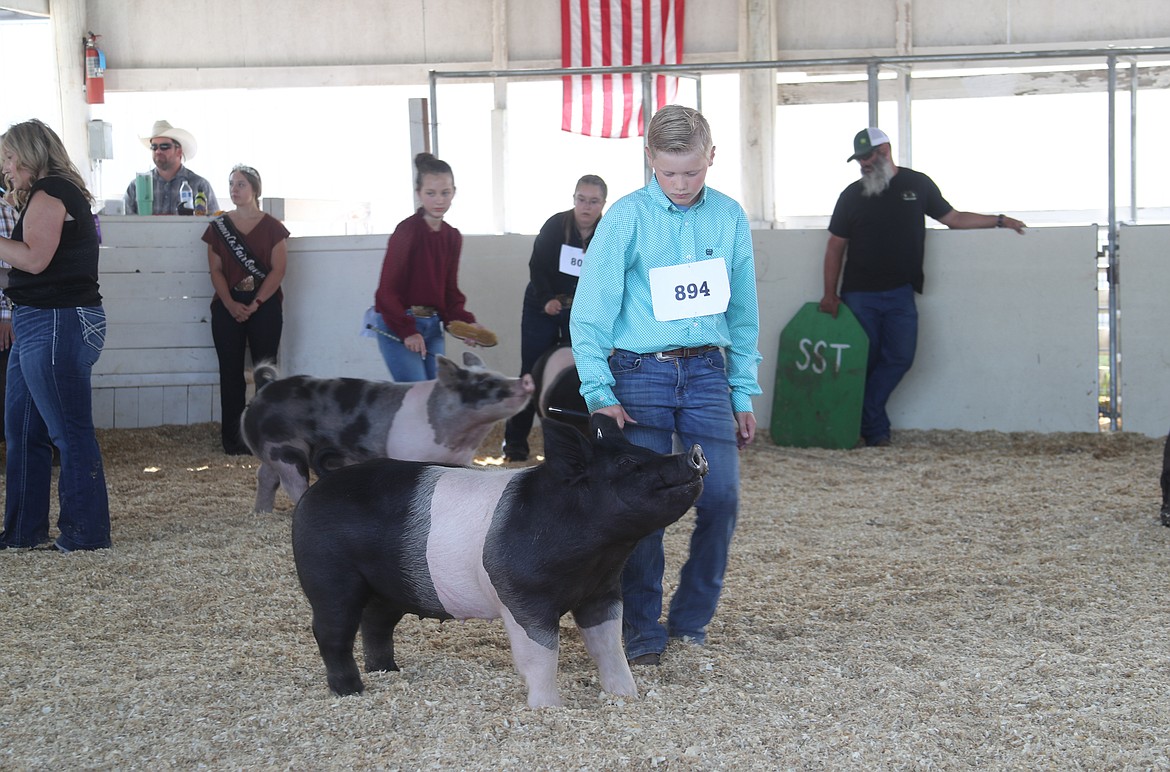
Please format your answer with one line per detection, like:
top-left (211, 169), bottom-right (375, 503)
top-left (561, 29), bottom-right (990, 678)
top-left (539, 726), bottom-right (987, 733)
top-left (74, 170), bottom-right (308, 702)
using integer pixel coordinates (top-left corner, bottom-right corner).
top-left (645, 105), bottom-right (713, 158)
top-left (1, 119), bottom-right (93, 208)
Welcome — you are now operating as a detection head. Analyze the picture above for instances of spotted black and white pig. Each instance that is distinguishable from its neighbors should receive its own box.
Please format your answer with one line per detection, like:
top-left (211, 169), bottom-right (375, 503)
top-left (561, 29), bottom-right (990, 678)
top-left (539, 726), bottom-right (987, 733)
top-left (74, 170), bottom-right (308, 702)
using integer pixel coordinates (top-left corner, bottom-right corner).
top-left (291, 413), bottom-right (708, 708)
top-left (240, 352), bottom-right (534, 512)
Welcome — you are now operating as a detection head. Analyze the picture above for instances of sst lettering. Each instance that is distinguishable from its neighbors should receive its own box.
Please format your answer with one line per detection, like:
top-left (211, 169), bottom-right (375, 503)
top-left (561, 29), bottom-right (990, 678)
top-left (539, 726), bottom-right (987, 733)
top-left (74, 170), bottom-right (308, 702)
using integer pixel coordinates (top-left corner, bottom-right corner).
top-left (795, 338), bottom-right (851, 374)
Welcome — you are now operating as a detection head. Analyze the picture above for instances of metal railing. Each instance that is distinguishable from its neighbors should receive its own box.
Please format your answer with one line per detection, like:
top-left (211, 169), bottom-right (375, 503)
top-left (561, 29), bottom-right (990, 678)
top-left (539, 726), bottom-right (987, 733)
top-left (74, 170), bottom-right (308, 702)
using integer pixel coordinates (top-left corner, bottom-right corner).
top-left (429, 45), bottom-right (1170, 431)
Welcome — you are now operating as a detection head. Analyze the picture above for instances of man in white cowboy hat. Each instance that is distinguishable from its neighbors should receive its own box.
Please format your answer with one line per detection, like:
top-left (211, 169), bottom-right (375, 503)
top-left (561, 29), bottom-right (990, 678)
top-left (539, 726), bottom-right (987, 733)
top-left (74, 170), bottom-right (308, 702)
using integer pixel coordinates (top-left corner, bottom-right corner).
top-left (123, 119), bottom-right (219, 215)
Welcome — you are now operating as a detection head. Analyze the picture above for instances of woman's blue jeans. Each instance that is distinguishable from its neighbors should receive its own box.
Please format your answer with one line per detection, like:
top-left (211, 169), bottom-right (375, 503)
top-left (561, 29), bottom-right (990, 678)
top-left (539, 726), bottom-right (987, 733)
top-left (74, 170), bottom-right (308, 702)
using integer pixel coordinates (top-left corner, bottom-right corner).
top-left (842, 284), bottom-right (919, 444)
top-left (608, 348), bottom-right (740, 659)
top-left (373, 311), bottom-right (445, 382)
top-left (2, 305), bottom-right (111, 551)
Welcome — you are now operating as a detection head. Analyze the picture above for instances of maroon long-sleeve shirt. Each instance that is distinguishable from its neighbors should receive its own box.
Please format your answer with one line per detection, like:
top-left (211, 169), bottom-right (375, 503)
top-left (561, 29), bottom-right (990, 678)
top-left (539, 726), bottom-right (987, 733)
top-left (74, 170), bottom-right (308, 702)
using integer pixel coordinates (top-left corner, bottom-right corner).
top-left (374, 208), bottom-right (475, 340)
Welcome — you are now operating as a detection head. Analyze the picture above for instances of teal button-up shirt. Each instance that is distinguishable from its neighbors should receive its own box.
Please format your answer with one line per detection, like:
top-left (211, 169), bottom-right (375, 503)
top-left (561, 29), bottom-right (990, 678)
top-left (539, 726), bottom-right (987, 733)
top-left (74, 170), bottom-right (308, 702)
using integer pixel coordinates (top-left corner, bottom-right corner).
top-left (570, 175), bottom-right (762, 414)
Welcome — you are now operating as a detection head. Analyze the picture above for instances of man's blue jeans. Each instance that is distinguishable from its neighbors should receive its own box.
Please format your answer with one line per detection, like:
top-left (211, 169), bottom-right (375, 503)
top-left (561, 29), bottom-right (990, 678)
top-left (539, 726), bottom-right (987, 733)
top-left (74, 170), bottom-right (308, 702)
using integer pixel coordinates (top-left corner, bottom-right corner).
top-left (841, 284), bottom-right (918, 444)
top-left (373, 311), bottom-right (446, 382)
top-left (2, 305), bottom-right (111, 551)
top-left (608, 348), bottom-right (740, 659)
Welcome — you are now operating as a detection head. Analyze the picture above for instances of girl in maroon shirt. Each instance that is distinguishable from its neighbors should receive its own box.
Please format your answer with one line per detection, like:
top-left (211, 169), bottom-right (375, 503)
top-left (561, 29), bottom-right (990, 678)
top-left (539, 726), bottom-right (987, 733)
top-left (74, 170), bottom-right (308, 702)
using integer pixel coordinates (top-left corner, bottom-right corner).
top-left (371, 153), bottom-right (487, 381)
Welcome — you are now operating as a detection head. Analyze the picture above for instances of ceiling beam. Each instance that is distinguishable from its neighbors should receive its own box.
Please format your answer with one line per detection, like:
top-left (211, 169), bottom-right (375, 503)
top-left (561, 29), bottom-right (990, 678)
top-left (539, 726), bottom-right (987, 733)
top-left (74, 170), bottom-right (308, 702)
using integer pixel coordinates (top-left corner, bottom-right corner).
top-left (777, 65), bottom-right (1170, 105)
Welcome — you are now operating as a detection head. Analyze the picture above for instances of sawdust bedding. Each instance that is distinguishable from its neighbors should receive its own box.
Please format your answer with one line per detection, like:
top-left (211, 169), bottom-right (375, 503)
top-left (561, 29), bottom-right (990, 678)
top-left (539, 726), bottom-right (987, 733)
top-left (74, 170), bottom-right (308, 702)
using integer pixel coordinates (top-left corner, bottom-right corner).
top-left (1, 422), bottom-right (1168, 770)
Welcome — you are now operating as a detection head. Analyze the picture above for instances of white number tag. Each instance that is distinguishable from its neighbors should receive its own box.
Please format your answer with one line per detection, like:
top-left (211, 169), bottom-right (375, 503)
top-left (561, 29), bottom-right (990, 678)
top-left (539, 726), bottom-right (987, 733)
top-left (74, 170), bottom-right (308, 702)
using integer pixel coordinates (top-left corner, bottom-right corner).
top-left (559, 244), bottom-right (585, 276)
top-left (648, 258), bottom-right (731, 322)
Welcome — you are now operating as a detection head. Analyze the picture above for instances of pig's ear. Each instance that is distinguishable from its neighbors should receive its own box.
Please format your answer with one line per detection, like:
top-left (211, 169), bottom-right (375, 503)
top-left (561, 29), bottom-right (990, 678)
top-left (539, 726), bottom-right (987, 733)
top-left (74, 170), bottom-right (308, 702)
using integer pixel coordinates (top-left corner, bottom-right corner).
top-left (435, 355), bottom-right (457, 384)
top-left (588, 412), bottom-right (626, 443)
top-left (541, 417), bottom-right (593, 478)
top-left (462, 351), bottom-right (485, 368)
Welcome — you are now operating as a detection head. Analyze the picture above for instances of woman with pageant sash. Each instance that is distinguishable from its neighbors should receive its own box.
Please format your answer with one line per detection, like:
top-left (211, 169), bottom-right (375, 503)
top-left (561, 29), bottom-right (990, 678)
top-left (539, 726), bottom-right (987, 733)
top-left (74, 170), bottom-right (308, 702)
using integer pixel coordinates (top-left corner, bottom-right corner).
top-left (202, 164), bottom-right (289, 455)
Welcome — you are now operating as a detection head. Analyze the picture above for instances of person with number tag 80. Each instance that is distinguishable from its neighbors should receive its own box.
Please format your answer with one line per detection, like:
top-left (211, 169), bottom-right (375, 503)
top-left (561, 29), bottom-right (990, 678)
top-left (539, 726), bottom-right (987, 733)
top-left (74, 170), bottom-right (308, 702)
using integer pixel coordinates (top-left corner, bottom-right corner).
top-left (570, 105), bottom-right (762, 670)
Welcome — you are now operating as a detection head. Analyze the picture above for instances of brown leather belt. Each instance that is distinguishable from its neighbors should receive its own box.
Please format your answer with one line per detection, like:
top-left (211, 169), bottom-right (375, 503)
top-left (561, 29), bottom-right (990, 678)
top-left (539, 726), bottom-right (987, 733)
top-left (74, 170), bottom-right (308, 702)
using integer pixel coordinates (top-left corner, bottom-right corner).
top-left (649, 344), bottom-right (719, 361)
top-left (410, 305), bottom-right (438, 318)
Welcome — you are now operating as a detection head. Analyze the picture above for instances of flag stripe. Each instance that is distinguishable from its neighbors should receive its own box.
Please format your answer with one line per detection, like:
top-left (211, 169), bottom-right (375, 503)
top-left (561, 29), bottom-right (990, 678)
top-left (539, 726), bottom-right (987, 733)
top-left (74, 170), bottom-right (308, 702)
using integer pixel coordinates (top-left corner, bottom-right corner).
top-left (562, 0), bottom-right (684, 138)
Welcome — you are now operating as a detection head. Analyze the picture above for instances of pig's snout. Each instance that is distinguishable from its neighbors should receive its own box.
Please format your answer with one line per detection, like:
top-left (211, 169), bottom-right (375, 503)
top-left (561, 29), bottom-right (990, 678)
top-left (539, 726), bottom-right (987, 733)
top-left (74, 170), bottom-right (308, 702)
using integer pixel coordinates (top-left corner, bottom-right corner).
top-left (688, 444), bottom-right (708, 476)
top-left (519, 374), bottom-right (535, 394)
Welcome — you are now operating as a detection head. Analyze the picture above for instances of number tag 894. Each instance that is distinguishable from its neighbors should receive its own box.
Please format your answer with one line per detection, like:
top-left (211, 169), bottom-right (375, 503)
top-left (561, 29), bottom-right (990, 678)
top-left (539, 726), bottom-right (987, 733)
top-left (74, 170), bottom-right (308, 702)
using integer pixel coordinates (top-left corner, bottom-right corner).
top-left (648, 258), bottom-right (731, 321)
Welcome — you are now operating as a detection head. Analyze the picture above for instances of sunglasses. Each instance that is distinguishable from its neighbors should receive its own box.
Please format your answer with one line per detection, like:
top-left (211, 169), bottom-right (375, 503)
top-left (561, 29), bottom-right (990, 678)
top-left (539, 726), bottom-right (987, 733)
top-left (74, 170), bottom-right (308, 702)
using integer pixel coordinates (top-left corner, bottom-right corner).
top-left (150, 142), bottom-right (178, 151)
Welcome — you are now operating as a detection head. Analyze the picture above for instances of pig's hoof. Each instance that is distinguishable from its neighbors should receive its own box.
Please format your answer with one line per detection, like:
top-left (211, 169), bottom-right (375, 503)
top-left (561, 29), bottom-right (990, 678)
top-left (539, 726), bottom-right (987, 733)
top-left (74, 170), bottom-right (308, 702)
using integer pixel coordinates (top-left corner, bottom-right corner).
top-left (364, 659), bottom-right (400, 673)
top-left (527, 694), bottom-right (565, 709)
top-left (327, 676), bottom-right (365, 696)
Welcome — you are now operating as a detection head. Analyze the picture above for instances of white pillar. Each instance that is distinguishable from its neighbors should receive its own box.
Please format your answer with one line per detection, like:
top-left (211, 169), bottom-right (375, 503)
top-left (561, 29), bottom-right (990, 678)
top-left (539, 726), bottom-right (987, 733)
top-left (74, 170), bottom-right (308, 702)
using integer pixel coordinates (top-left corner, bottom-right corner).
top-left (894, 0), bottom-right (913, 167)
top-left (738, 0), bottom-right (776, 228)
top-left (490, 0), bottom-right (508, 234)
top-left (49, 0), bottom-right (92, 189)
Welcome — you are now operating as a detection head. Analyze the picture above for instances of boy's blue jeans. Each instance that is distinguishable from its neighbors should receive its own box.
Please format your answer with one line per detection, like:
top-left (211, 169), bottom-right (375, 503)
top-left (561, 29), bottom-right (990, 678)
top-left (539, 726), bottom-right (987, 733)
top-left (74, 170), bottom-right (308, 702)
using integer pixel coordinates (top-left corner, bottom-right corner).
top-left (2, 305), bottom-right (111, 551)
top-left (608, 348), bottom-right (740, 660)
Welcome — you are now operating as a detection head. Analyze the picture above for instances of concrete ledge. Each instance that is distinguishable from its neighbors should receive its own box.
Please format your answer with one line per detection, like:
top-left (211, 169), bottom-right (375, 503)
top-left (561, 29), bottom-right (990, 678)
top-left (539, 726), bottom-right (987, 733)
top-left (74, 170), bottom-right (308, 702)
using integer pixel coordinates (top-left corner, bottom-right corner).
top-left (93, 372), bottom-right (220, 389)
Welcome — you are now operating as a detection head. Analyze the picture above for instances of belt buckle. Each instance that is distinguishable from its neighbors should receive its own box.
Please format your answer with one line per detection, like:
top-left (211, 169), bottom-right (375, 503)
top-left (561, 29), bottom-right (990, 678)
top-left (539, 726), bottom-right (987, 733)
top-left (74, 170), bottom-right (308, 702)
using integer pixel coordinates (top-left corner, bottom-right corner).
top-left (234, 276), bottom-right (255, 292)
top-left (411, 305), bottom-right (435, 318)
top-left (654, 350), bottom-right (678, 362)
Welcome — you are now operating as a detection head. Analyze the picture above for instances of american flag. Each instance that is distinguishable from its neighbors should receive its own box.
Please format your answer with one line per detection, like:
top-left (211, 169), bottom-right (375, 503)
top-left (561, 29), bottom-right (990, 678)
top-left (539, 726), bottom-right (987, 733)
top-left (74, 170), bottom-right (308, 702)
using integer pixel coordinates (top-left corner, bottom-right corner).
top-left (561, 0), bottom-right (685, 138)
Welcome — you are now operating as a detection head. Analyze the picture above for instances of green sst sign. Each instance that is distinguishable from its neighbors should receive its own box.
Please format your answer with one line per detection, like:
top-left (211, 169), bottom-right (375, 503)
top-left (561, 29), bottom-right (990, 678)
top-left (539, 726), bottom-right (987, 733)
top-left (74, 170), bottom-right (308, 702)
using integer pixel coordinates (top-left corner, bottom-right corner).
top-left (771, 302), bottom-right (870, 449)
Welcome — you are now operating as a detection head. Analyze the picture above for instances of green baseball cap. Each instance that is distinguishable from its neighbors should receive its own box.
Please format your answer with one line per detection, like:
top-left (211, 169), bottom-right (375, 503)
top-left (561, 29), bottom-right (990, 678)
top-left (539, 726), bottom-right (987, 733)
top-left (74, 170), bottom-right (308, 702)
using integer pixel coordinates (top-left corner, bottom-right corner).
top-left (847, 128), bottom-right (890, 162)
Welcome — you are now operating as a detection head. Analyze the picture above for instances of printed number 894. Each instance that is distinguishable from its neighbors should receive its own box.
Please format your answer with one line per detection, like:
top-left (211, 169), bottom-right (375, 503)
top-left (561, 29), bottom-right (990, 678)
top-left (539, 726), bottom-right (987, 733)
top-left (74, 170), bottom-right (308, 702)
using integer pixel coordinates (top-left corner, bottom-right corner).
top-left (674, 281), bottom-right (711, 301)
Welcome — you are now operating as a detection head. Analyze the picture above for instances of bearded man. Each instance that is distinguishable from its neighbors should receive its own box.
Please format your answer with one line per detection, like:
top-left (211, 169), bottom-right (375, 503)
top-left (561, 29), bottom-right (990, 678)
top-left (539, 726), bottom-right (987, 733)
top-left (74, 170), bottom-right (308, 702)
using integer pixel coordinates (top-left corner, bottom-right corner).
top-left (819, 128), bottom-right (1026, 447)
top-left (124, 120), bottom-right (219, 215)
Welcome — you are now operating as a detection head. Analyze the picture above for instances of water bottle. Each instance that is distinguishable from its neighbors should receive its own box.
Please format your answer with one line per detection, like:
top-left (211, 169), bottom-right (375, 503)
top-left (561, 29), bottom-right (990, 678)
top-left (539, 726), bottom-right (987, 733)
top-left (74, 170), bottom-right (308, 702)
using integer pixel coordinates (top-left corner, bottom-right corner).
top-left (194, 190), bottom-right (207, 216)
top-left (178, 180), bottom-right (194, 215)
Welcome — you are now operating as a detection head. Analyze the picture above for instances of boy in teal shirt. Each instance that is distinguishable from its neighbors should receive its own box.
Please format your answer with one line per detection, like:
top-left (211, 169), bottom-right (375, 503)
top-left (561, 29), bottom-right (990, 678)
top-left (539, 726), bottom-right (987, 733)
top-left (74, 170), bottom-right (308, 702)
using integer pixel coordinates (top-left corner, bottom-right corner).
top-left (571, 105), bottom-right (762, 665)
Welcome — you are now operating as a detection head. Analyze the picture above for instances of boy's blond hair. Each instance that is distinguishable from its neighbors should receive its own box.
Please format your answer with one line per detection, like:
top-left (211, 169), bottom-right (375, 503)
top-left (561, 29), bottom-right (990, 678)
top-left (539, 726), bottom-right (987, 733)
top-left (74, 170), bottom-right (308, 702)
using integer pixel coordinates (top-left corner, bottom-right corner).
top-left (645, 105), bottom-right (713, 158)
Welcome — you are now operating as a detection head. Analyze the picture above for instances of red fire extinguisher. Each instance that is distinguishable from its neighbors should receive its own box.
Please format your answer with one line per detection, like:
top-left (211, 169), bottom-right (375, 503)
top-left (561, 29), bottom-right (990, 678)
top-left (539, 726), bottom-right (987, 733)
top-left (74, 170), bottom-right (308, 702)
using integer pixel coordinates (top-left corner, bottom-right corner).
top-left (84, 32), bottom-right (105, 105)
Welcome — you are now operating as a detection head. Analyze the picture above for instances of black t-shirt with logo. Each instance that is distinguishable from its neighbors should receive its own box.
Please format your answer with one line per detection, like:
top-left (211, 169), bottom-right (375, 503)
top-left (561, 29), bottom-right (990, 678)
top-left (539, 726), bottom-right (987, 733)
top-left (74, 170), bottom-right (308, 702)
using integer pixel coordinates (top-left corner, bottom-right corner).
top-left (828, 168), bottom-right (953, 294)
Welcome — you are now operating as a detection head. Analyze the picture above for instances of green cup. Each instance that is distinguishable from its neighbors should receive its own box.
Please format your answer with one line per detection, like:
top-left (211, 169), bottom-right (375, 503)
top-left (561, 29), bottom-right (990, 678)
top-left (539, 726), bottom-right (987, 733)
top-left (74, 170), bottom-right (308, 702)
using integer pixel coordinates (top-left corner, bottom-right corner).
top-left (135, 172), bottom-right (153, 215)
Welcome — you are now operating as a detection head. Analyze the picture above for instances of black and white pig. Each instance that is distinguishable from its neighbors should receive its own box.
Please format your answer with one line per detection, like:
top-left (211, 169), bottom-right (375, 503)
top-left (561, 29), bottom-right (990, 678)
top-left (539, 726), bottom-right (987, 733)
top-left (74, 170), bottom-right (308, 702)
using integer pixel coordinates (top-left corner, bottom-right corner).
top-left (530, 344), bottom-right (589, 435)
top-left (240, 352), bottom-right (534, 512)
top-left (291, 413), bottom-right (708, 708)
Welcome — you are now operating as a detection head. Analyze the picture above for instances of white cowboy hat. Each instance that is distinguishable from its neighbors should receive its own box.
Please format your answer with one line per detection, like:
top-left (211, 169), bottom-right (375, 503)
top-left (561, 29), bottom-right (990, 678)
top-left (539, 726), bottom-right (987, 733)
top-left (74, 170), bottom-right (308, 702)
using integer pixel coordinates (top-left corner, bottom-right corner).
top-left (141, 120), bottom-right (198, 160)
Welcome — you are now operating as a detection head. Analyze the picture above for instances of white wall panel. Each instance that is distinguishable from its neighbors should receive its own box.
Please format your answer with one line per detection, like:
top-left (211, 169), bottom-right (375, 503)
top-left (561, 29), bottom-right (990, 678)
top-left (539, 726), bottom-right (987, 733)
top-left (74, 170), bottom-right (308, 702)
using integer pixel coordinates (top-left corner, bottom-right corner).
top-left (753, 227), bottom-right (1100, 434)
top-left (1118, 224), bottom-right (1170, 437)
top-left (888, 227), bottom-right (1100, 433)
top-left (91, 219), bottom-right (1104, 434)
